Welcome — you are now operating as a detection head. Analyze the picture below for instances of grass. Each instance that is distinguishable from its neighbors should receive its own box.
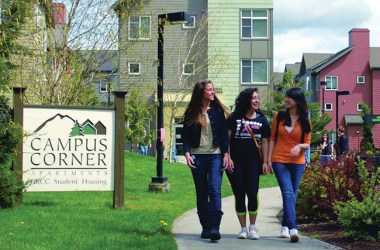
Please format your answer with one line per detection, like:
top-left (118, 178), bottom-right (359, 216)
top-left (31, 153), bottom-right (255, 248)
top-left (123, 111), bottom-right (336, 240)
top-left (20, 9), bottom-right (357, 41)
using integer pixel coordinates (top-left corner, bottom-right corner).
top-left (0, 152), bottom-right (278, 250)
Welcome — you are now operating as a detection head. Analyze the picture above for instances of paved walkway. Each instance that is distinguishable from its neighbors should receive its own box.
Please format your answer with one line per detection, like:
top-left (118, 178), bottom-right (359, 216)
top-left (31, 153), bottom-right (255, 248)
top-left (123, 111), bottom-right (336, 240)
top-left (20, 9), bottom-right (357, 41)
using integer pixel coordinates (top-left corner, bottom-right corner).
top-left (173, 187), bottom-right (343, 250)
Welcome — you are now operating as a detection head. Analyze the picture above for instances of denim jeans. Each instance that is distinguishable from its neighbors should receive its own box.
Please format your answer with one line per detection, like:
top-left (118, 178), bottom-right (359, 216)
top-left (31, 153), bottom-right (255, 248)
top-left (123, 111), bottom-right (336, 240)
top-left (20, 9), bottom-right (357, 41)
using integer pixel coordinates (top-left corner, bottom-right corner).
top-left (272, 162), bottom-right (305, 230)
top-left (320, 155), bottom-right (332, 166)
top-left (191, 154), bottom-right (223, 227)
top-left (139, 145), bottom-right (148, 156)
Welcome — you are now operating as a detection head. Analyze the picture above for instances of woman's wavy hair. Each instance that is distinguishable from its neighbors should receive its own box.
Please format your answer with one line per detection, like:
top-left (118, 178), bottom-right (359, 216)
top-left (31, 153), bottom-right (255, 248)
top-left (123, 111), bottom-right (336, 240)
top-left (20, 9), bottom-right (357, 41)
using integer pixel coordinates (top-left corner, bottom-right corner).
top-left (283, 87), bottom-right (311, 134)
top-left (184, 79), bottom-right (229, 126)
top-left (233, 87), bottom-right (262, 117)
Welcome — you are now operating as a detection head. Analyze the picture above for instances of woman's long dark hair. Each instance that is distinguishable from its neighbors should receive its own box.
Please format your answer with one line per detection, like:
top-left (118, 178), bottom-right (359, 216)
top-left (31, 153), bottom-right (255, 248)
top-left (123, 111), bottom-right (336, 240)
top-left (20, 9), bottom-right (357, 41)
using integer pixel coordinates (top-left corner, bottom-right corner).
top-left (184, 79), bottom-right (229, 126)
top-left (234, 87), bottom-right (262, 117)
top-left (283, 88), bottom-right (311, 134)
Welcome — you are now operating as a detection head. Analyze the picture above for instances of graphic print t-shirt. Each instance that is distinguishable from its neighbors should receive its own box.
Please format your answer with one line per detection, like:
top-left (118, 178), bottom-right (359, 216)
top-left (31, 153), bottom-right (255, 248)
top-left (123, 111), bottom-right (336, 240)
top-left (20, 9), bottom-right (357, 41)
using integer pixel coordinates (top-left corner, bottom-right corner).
top-left (228, 112), bottom-right (270, 160)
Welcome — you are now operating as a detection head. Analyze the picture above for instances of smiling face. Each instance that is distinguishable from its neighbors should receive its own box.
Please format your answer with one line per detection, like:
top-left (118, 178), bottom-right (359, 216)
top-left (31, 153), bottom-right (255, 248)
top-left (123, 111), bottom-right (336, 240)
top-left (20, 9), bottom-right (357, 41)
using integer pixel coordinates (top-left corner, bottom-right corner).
top-left (285, 95), bottom-right (297, 109)
top-left (203, 83), bottom-right (215, 102)
top-left (250, 91), bottom-right (261, 111)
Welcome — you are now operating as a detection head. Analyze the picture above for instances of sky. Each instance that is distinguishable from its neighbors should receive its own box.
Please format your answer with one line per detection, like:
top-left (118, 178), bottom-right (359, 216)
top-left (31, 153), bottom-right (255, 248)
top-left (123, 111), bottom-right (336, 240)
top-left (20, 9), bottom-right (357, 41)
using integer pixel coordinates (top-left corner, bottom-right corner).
top-left (273, 0), bottom-right (380, 72)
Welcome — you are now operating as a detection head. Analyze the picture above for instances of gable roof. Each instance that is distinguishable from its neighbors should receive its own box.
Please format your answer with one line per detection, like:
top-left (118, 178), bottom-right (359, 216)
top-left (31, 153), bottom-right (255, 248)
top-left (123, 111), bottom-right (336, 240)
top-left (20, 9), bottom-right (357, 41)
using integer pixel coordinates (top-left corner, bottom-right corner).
top-left (370, 47), bottom-right (380, 69)
top-left (299, 53), bottom-right (334, 75)
top-left (285, 62), bottom-right (301, 75)
top-left (309, 46), bottom-right (354, 73)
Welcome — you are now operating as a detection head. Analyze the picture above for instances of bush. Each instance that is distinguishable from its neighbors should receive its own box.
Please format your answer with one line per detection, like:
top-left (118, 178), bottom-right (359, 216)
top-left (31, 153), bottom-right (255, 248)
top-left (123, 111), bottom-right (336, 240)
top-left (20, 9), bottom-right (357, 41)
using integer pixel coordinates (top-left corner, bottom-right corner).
top-left (335, 192), bottom-right (380, 241)
top-left (297, 152), bottom-right (369, 220)
top-left (0, 168), bottom-right (27, 208)
top-left (334, 157), bottom-right (380, 241)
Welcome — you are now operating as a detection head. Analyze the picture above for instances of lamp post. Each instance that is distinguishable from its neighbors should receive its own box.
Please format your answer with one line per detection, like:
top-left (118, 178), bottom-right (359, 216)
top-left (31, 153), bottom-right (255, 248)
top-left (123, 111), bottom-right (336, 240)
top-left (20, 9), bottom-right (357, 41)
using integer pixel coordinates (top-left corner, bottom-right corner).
top-left (150, 11), bottom-right (192, 192)
top-left (320, 81), bottom-right (326, 114)
top-left (335, 90), bottom-right (350, 139)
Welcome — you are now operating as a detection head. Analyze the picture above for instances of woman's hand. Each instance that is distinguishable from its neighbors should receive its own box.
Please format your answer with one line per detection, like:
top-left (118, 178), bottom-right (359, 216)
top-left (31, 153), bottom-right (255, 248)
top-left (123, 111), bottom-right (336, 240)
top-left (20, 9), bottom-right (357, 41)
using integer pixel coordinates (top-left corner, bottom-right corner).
top-left (290, 144), bottom-right (302, 157)
top-left (222, 153), bottom-right (229, 172)
top-left (263, 162), bottom-right (274, 175)
top-left (227, 156), bottom-right (234, 173)
top-left (185, 153), bottom-right (196, 169)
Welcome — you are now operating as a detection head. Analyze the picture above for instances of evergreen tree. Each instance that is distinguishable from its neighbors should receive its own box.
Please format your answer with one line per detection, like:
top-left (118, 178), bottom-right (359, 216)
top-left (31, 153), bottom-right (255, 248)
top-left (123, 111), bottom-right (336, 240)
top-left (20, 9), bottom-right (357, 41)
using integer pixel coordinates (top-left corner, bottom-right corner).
top-left (359, 102), bottom-right (375, 153)
top-left (263, 70), bottom-right (332, 145)
top-left (125, 87), bottom-right (154, 151)
top-left (69, 120), bottom-right (84, 137)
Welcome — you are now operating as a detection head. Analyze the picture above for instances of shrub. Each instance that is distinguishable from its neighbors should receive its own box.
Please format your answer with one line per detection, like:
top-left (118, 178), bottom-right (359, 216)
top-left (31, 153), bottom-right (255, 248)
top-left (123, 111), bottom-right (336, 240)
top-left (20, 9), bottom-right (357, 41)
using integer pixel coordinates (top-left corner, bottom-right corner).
top-left (334, 192), bottom-right (380, 241)
top-left (0, 168), bottom-right (27, 208)
top-left (297, 152), bottom-right (369, 220)
top-left (334, 156), bottom-right (380, 240)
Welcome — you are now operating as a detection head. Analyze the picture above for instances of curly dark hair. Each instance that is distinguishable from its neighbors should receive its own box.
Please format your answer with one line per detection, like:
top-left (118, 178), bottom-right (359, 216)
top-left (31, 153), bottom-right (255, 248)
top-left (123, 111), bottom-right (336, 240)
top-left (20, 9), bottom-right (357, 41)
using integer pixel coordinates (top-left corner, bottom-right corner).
top-left (233, 87), bottom-right (262, 117)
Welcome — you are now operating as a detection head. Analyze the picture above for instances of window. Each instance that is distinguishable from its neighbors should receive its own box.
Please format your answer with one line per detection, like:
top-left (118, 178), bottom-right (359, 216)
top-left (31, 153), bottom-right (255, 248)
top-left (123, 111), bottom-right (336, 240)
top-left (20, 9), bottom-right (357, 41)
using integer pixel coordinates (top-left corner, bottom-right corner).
top-left (183, 63), bottom-right (194, 75)
top-left (36, 6), bottom-right (43, 27)
top-left (241, 9), bottom-right (268, 39)
top-left (174, 123), bottom-right (184, 156)
top-left (129, 16), bottom-right (151, 40)
top-left (182, 16), bottom-right (195, 29)
top-left (99, 80), bottom-right (107, 93)
top-left (305, 76), bottom-right (310, 91)
top-left (357, 103), bottom-right (363, 111)
top-left (325, 76), bottom-right (338, 90)
top-left (357, 76), bottom-right (365, 84)
top-left (325, 103), bottom-right (332, 111)
top-left (128, 63), bottom-right (140, 75)
top-left (241, 60), bottom-right (268, 84)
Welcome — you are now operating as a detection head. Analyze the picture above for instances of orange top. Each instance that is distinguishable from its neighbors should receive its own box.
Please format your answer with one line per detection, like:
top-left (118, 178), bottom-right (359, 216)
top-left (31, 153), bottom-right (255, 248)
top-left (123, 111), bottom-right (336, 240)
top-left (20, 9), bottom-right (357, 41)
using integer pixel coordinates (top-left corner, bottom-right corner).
top-left (270, 112), bottom-right (311, 164)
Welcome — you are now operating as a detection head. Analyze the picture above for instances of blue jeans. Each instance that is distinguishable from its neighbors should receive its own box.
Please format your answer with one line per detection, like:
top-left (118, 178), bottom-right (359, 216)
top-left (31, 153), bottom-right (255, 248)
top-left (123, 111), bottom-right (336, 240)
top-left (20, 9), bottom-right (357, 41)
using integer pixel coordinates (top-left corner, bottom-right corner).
top-left (320, 155), bottom-right (332, 166)
top-left (191, 154), bottom-right (223, 229)
top-left (272, 162), bottom-right (305, 230)
top-left (139, 145), bottom-right (148, 156)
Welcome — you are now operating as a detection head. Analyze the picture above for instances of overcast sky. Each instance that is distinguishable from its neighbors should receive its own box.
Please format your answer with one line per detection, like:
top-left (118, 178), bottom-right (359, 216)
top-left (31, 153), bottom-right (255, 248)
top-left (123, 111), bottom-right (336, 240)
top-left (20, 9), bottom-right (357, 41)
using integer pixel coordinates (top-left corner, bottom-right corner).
top-left (273, 0), bottom-right (380, 72)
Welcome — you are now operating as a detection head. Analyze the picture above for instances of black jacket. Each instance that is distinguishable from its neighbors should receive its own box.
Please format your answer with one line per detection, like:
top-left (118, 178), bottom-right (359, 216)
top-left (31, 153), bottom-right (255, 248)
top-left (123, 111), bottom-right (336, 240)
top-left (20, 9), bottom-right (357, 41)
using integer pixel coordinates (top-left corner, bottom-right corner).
top-left (182, 102), bottom-right (228, 155)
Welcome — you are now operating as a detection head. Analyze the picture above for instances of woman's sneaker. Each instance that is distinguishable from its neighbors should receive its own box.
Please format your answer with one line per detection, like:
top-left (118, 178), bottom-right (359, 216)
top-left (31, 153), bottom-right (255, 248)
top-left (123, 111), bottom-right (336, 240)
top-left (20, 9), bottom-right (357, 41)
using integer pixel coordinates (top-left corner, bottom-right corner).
top-left (280, 226), bottom-right (290, 238)
top-left (289, 229), bottom-right (299, 243)
top-left (249, 225), bottom-right (260, 240)
top-left (238, 227), bottom-right (248, 239)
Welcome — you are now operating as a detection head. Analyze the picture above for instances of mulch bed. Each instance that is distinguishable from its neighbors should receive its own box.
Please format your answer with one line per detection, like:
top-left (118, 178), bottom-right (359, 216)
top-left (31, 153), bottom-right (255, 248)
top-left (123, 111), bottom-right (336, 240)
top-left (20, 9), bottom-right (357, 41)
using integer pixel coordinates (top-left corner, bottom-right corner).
top-left (297, 218), bottom-right (380, 250)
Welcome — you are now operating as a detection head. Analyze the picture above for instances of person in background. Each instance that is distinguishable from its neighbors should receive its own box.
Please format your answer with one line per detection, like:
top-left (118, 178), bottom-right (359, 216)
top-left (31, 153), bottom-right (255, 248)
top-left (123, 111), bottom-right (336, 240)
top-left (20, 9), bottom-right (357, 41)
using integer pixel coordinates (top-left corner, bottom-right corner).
top-left (335, 126), bottom-right (348, 158)
top-left (268, 88), bottom-right (312, 243)
top-left (226, 88), bottom-right (271, 240)
top-left (137, 130), bottom-right (151, 156)
top-left (182, 79), bottom-right (230, 242)
top-left (317, 132), bottom-right (334, 166)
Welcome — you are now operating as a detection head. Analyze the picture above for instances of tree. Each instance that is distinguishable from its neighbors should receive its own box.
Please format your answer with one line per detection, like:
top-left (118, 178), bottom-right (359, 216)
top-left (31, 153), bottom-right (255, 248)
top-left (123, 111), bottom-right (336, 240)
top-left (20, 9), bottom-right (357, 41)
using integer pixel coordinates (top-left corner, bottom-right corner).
top-left (263, 70), bottom-right (332, 145)
top-left (162, 11), bottom-right (231, 162)
top-left (125, 87), bottom-right (154, 152)
top-left (359, 102), bottom-right (375, 153)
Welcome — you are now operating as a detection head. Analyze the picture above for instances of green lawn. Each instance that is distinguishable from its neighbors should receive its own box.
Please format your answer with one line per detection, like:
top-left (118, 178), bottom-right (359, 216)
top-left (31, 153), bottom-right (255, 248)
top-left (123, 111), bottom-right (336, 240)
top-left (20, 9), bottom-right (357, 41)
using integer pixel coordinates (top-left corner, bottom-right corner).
top-left (0, 152), bottom-right (277, 250)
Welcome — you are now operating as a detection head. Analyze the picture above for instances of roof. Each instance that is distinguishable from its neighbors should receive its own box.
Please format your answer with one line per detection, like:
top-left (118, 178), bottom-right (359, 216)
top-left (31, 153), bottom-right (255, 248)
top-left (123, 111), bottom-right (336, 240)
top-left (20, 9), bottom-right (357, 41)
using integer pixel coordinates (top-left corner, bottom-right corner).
top-left (78, 50), bottom-right (118, 72)
top-left (345, 114), bottom-right (363, 125)
top-left (309, 46), bottom-right (354, 73)
top-left (370, 47), bottom-right (380, 69)
top-left (302, 53), bottom-right (334, 69)
top-left (285, 62), bottom-right (301, 75)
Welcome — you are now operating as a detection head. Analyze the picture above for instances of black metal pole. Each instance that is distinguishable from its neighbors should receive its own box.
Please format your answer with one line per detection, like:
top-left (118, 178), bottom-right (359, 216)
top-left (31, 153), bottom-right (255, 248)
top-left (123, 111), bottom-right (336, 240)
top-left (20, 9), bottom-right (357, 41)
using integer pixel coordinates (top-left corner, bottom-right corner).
top-left (336, 91), bottom-right (339, 140)
top-left (153, 23), bottom-right (167, 183)
top-left (322, 86), bottom-right (325, 115)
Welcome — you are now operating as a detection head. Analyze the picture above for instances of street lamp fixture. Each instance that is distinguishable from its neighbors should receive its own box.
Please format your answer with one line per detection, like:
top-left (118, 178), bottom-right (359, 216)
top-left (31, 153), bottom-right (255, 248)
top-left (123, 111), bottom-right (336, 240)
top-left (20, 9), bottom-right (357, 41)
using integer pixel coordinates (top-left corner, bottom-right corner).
top-left (150, 11), bottom-right (192, 191)
top-left (320, 81), bottom-right (326, 114)
top-left (335, 90), bottom-right (350, 139)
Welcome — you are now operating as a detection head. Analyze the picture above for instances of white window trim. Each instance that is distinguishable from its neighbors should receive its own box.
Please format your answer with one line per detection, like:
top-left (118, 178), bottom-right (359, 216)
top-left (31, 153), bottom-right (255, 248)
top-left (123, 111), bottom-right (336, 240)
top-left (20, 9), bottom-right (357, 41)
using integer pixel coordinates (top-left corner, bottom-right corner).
top-left (182, 63), bottom-right (194, 76)
top-left (241, 59), bottom-right (269, 85)
top-left (128, 16), bottom-right (151, 40)
top-left (325, 76), bottom-right (338, 90)
top-left (357, 76), bottom-right (365, 84)
top-left (128, 62), bottom-right (141, 75)
top-left (99, 81), bottom-right (108, 93)
top-left (357, 103), bottom-right (363, 111)
top-left (325, 103), bottom-right (332, 111)
top-left (241, 9), bottom-right (268, 39)
top-left (182, 16), bottom-right (196, 29)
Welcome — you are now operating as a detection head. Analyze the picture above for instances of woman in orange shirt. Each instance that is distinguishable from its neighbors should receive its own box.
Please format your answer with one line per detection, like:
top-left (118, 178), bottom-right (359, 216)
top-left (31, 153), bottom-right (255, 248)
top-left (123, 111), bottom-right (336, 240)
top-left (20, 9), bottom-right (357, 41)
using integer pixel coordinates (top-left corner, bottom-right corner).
top-left (268, 88), bottom-right (311, 243)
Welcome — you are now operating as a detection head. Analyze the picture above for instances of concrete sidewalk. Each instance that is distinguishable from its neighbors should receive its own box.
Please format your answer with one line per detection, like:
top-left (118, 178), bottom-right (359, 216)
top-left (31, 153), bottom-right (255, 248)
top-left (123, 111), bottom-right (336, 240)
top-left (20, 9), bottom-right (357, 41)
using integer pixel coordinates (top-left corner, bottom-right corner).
top-left (173, 187), bottom-right (343, 250)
